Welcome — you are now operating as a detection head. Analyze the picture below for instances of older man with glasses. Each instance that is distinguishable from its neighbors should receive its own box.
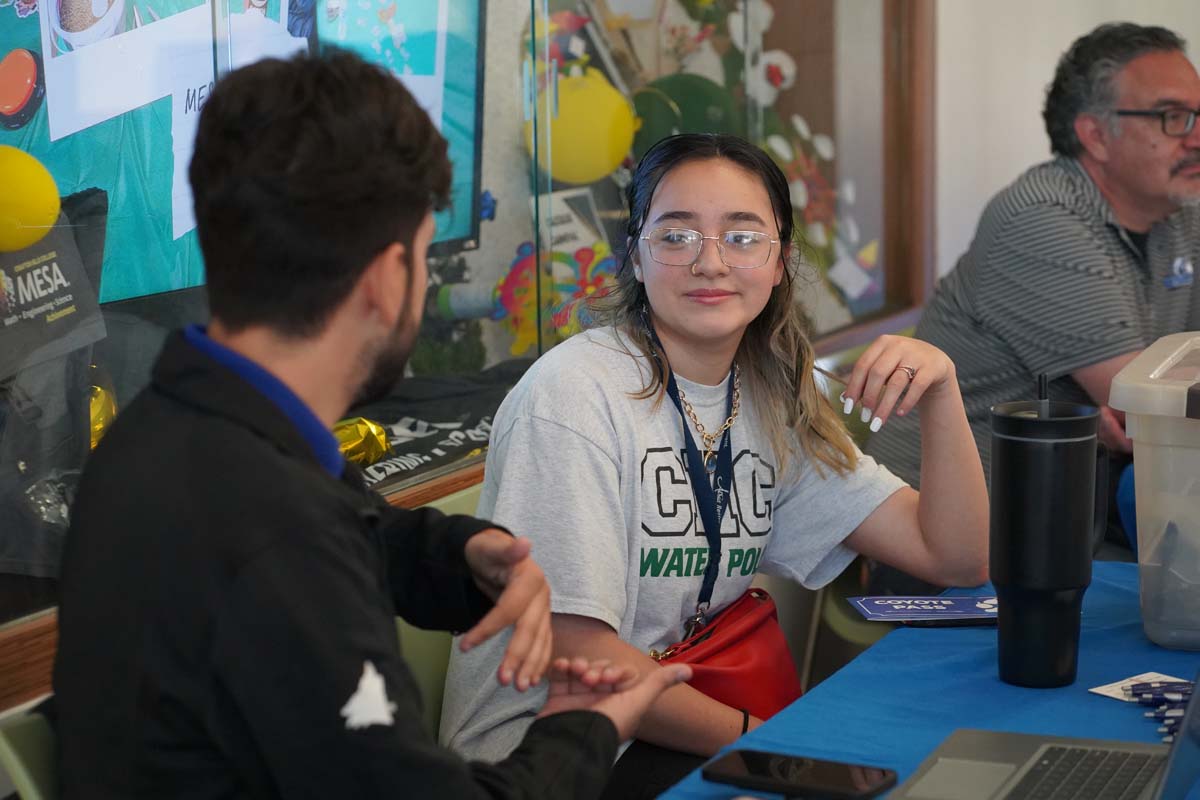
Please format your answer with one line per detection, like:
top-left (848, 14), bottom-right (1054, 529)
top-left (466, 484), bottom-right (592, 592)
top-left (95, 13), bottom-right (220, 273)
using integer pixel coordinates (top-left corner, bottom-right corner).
top-left (867, 21), bottom-right (1200, 589)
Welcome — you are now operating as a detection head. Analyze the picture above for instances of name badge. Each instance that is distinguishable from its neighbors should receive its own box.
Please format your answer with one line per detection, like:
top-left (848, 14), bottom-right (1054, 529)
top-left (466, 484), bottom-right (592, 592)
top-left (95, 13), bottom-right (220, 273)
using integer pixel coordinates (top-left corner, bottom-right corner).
top-left (1164, 257), bottom-right (1195, 289)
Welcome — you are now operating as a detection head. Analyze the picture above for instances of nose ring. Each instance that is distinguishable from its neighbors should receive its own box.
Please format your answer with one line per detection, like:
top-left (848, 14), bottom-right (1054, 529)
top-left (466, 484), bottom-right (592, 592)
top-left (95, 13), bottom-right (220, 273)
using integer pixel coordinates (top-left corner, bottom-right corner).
top-left (690, 262), bottom-right (699, 277)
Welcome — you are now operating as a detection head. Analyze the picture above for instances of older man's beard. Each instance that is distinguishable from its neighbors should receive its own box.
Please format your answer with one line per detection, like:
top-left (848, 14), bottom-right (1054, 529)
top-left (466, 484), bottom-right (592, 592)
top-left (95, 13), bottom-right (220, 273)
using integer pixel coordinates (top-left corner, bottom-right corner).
top-left (352, 321), bottom-right (418, 408)
top-left (1169, 189), bottom-right (1200, 209)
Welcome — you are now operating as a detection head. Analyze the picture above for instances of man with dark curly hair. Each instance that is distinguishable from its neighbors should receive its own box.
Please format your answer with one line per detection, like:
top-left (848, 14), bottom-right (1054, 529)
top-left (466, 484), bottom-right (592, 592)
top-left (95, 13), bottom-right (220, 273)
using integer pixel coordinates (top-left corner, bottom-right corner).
top-left (868, 22), bottom-right (1200, 569)
top-left (51, 49), bottom-right (688, 799)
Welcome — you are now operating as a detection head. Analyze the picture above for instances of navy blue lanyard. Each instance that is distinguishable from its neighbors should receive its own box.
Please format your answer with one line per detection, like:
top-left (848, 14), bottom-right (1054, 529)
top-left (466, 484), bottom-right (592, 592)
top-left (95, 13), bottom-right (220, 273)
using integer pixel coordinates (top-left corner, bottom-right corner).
top-left (646, 325), bottom-right (735, 633)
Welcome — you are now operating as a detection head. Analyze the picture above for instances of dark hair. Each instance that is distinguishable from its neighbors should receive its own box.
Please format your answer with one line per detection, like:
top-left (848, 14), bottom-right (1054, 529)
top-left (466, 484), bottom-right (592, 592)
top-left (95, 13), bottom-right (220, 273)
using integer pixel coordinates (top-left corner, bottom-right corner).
top-left (1044, 22), bottom-right (1186, 157)
top-left (189, 48), bottom-right (451, 336)
top-left (589, 133), bottom-right (857, 475)
top-left (606, 133), bottom-right (796, 334)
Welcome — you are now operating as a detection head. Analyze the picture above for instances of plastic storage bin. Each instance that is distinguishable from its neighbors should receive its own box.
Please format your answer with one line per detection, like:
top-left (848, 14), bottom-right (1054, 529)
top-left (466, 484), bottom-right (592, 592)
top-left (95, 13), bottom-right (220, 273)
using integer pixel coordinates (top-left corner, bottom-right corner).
top-left (1110, 331), bottom-right (1200, 650)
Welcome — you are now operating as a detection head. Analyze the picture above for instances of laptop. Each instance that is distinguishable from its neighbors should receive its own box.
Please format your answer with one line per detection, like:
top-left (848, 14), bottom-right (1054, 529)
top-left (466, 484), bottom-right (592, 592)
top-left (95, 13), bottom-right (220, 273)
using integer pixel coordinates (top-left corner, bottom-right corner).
top-left (891, 668), bottom-right (1200, 800)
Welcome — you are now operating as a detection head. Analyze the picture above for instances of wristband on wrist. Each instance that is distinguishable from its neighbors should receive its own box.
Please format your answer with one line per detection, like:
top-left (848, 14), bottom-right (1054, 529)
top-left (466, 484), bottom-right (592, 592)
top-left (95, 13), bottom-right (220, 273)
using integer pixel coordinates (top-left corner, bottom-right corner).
top-left (740, 708), bottom-right (750, 734)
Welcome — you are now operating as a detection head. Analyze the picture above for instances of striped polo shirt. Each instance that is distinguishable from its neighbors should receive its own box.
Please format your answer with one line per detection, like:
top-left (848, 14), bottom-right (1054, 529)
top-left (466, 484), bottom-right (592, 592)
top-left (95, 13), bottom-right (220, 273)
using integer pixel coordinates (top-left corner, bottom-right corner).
top-left (866, 157), bottom-right (1200, 487)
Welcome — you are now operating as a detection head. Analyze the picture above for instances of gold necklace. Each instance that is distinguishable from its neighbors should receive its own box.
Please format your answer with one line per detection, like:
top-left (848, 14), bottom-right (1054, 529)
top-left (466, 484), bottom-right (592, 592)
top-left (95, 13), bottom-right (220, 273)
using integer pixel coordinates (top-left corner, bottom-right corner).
top-left (675, 364), bottom-right (741, 471)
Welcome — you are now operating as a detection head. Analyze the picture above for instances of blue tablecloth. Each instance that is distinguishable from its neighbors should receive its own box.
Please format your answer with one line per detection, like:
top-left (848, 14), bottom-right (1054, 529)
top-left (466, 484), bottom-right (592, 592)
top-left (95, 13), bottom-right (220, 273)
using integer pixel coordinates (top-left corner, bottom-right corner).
top-left (662, 561), bottom-right (1200, 798)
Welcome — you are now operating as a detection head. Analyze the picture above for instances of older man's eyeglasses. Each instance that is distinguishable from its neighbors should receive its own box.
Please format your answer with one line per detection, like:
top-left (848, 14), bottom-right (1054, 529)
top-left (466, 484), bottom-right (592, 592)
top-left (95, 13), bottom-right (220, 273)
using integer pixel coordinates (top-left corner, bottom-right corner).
top-left (640, 228), bottom-right (779, 269)
top-left (1113, 107), bottom-right (1200, 137)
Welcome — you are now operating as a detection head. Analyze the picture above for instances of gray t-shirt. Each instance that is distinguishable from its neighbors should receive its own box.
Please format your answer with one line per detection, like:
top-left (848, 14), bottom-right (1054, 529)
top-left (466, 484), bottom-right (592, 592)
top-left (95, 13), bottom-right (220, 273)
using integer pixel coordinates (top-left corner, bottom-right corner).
top-left (867, 157), bottom-right (1200, 486)
top-left (439, 327), bottom-right (906, 760)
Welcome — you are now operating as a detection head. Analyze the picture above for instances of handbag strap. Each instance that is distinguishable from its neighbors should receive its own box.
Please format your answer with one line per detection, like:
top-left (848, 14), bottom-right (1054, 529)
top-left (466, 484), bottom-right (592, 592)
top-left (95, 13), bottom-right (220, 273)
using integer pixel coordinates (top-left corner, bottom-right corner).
top-left (645, 320), bottom-right (734, 636)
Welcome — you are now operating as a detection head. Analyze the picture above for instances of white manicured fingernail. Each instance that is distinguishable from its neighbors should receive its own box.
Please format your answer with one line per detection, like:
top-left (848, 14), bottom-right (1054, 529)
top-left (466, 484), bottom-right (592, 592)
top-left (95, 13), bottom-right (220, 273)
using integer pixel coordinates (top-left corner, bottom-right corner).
top-left (870, 416), bottom-right (883, 433)
top-left (860, 407), bottom-right (871, 423)
top-left (843, 396), bottom-right (854, 415)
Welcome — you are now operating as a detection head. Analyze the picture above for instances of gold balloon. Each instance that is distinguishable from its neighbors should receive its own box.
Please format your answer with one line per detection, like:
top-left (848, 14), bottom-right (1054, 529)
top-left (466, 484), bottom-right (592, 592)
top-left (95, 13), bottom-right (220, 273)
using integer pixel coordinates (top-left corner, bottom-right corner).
top-left (334, 417), bottom-right (391, 466)
top-left (0, 145), bottom-right (61, 253)
top-left (89, 384), bottom-right (117, 450)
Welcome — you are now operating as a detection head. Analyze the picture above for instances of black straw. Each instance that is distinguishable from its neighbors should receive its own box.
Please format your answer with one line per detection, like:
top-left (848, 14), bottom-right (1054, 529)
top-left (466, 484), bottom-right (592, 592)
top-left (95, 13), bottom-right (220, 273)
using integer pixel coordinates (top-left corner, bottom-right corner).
top-left (1037, 373), bottom-right (1049, 419)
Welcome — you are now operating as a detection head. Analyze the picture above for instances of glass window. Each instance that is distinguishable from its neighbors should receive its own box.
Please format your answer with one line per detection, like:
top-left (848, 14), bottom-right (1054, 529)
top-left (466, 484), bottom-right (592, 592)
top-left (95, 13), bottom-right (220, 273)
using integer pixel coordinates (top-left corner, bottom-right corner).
top-left (1, 0), bottom-right (215, 623)
top-left (0, 0), bottom-right (933, 637)
top-left (0, 0), bottom-right (546, 624)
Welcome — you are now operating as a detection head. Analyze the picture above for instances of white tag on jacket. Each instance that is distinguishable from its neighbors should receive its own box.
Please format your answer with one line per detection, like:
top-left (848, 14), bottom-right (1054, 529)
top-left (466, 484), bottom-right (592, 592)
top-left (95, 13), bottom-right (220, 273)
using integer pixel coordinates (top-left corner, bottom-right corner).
top-left (340, 660), bottom-right (397, 729)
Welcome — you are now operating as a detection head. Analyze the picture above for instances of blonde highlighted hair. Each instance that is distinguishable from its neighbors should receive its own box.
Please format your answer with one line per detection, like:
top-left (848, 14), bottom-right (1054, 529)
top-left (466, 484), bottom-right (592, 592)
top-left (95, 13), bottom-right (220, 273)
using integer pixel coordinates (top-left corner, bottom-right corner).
top-left (587, 133), bottom-right (857, 477)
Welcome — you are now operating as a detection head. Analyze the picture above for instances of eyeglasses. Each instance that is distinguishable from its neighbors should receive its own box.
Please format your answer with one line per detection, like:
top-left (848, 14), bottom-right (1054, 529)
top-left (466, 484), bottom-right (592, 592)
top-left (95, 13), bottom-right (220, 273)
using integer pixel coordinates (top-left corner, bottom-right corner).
top-left (640, 228), bottom-right (779, 270)
top-left (1113, 107), bottom-right (1200, 137)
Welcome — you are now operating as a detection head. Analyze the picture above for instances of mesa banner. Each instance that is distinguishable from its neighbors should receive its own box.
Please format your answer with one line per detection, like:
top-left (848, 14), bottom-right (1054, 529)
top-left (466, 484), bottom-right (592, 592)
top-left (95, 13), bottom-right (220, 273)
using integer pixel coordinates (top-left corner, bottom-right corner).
top-left (0, 211), bottom-right (105, 380)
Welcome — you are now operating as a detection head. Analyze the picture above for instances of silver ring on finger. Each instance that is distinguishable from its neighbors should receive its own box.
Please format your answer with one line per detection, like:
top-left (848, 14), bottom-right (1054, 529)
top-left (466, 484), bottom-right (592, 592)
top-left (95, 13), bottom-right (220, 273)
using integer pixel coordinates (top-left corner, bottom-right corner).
top-left (893, 364), bottom-right (917, 381)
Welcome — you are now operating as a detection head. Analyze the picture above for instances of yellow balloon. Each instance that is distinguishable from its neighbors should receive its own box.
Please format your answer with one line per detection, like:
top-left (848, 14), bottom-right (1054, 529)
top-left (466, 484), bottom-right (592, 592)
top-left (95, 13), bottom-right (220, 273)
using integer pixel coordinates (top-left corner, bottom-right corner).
top-left (0, 145), bottom-right (61, 253)
top-left (524, 68), bottom-right (637, 185)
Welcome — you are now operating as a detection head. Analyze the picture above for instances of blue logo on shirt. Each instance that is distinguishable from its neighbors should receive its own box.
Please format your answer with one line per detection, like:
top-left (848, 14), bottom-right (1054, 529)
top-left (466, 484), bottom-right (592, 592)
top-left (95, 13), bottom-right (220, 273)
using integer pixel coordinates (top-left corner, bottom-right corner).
top-left (1164, 257), bottom-right (1194, 289)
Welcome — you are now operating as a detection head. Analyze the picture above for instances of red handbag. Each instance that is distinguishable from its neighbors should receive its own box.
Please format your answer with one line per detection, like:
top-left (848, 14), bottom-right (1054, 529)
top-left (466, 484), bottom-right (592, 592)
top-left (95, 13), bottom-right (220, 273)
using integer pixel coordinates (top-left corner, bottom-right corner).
top-left (650, 587), bottom-right (803, 721)
top-left (646, 347), bottom-right (802, 721)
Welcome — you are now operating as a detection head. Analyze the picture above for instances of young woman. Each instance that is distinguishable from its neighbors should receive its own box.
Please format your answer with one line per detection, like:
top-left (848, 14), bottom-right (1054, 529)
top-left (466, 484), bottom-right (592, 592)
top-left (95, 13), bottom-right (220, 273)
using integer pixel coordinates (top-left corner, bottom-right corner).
top-left (440, 134), bottom-right (988, 797)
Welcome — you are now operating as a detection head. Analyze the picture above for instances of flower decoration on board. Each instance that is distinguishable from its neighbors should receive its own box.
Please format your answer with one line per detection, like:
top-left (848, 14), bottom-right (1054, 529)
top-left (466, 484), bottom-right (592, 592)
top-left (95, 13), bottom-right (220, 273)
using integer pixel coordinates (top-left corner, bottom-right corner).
top-left (763, 114), bottom-right (881, 304)
top-left (746, 49), bottom-right (796, 107)
top-left (724, 0), bottom-right (795, 108)
top-left (764, 117), bottom-right (837, 249)
top-left (725, 0), bottom-right (772, 53)
top-left (659, 0), bottom-right (725, 86)
top-left (665, 21), bottom-right (716, 65)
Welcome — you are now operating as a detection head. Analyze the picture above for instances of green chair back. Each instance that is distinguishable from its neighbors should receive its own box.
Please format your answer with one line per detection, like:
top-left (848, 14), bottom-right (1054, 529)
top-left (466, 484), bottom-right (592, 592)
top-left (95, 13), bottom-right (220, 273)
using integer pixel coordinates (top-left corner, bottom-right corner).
top-left (0, 712), bottom-right (58, 800)
top-left (819, 564), bottom-right (895, 650)
top-left (421, 482), bottom-right (485, 518)
top-left (397, 481), bottom-right (483, 738)
top-left (396, 620), bottom-right (453, 739)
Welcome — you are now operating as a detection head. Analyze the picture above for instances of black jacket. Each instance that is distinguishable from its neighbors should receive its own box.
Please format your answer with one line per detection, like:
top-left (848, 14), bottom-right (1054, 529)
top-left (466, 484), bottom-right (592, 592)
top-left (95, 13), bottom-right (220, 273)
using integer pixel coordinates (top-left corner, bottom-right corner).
top-left (53, 333), bottom-right (617, 799)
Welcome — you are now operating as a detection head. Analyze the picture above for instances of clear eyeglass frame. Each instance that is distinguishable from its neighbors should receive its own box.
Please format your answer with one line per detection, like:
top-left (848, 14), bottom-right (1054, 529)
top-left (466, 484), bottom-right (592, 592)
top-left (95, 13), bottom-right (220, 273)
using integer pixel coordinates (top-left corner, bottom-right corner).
top-left (639, 227), bottom-right (780, 270)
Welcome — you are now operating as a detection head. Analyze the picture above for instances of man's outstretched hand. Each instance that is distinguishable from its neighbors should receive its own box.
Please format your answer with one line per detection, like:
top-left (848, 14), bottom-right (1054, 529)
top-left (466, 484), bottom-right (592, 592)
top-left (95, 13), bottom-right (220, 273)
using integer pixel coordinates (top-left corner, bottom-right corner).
top-left (461, 532), bottom-right (551, 692)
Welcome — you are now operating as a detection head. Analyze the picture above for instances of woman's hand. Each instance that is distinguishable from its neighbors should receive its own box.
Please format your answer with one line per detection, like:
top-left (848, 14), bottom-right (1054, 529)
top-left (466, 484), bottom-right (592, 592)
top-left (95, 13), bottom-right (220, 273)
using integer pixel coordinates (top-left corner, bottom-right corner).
top-left (538, 657), bottom-right (692, 742)
top-left (839, 335), bottom-right (988, 588)
top-left (840, 335), bottom-right (957, 432)
top-left (1098, 405), bottom-right (1133, 454)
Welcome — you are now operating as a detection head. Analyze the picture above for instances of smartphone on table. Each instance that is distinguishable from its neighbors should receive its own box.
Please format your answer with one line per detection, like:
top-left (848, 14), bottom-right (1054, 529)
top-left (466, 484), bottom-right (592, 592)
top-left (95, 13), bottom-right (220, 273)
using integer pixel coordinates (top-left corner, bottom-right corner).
top-left (701, 748), bottom-right (897, 799)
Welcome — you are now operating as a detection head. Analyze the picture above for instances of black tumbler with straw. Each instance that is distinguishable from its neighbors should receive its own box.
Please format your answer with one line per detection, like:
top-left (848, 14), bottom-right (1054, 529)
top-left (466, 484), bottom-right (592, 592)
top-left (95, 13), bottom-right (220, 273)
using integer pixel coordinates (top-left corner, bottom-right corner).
top-left (989, 373), bottom-right (1100, 687)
